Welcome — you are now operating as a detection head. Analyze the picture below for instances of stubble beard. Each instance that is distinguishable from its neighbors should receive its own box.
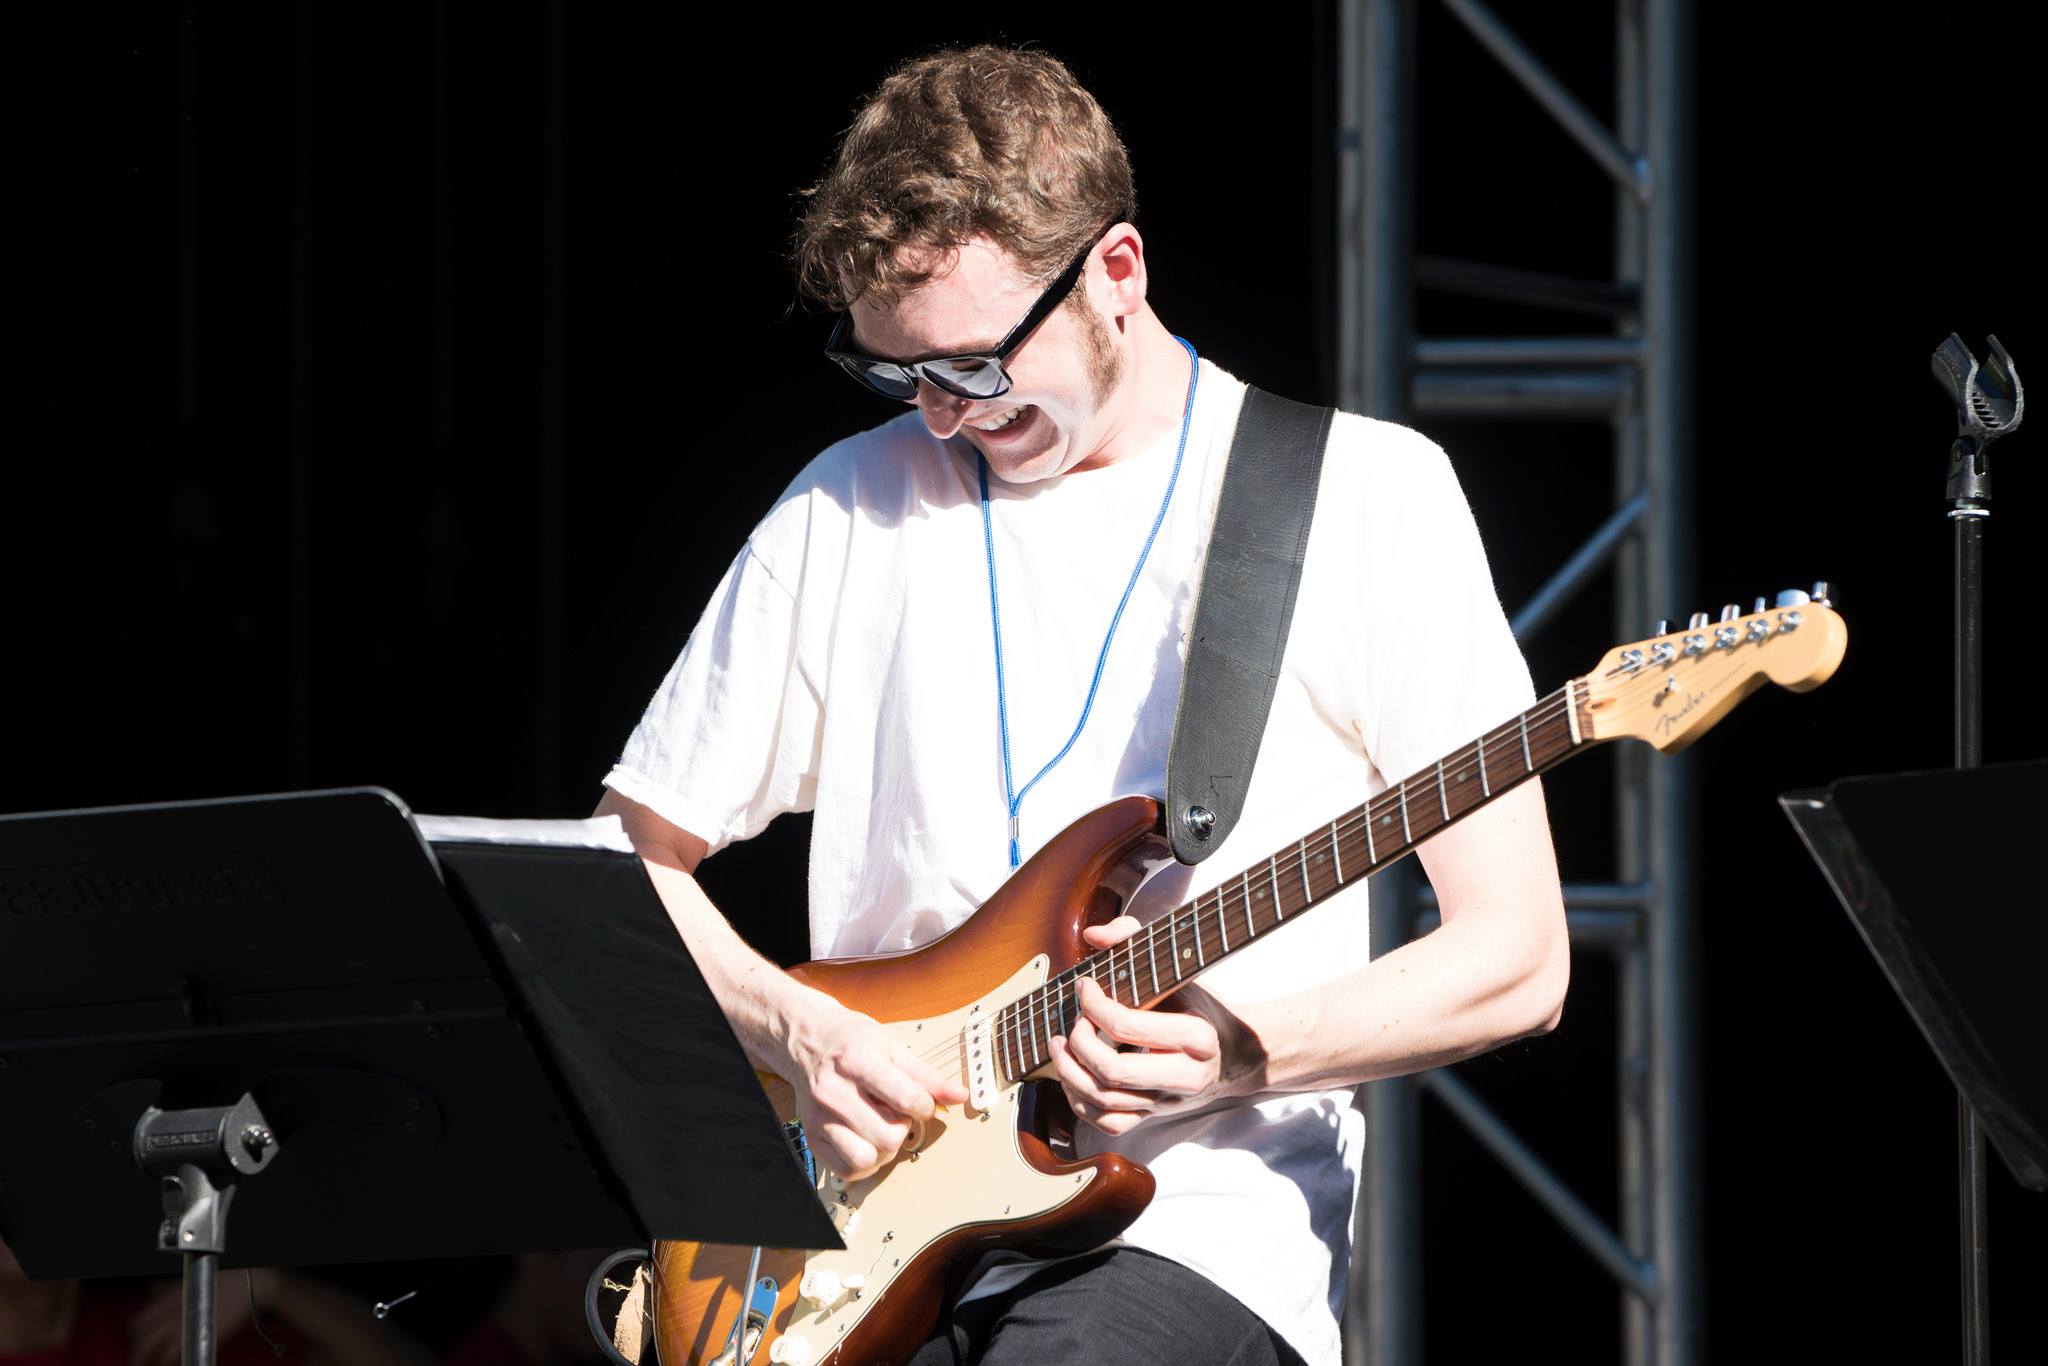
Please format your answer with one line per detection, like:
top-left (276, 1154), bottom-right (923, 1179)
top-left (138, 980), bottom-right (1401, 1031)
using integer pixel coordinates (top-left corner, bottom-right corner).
top-left (1077, 295), bottom-right (1128, 407)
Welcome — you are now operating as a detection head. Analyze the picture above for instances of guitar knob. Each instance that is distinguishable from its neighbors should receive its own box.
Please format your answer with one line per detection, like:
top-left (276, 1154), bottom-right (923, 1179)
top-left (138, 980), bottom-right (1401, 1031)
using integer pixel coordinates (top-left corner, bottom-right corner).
top-left (798, 1268), bottom-right (843, 1308)
top-left (1774, 589), bottom-right (1811, 608)
top-left (1718, 604), bottom-right (1740, 623)
top-left (1688, 612), bottom-right (1710, 630)
top-left (770, 1336), bottom-right (814, 1365)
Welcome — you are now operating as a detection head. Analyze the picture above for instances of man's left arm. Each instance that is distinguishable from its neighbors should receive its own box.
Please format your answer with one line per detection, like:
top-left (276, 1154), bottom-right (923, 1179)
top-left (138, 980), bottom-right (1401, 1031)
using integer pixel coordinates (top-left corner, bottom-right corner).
top-left (1054, 779), bottom-right (1567, 1132)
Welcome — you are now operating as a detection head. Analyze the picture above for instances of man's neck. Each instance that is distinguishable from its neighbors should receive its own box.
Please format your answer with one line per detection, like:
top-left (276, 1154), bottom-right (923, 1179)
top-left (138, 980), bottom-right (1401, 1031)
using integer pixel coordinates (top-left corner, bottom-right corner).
top-left (1069, 308), bottom-right (1195, 473)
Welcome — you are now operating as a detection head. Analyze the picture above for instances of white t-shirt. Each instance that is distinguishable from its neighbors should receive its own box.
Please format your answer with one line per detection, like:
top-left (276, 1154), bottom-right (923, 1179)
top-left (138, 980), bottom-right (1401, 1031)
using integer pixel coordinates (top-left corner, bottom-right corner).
top-left (605, 357), bottom-right (1533, 1366)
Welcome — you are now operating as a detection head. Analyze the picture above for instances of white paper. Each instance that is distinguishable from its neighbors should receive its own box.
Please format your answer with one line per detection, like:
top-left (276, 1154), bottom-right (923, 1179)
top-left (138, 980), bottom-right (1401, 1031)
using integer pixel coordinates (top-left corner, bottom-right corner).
top-left (412, 813), bottom-right (636, 853)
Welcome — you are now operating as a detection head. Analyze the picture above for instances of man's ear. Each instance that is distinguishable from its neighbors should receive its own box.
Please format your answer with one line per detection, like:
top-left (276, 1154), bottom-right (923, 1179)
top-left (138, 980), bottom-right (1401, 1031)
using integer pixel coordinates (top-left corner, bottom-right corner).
top-left (1097, 222), bottom-right (1148, 318)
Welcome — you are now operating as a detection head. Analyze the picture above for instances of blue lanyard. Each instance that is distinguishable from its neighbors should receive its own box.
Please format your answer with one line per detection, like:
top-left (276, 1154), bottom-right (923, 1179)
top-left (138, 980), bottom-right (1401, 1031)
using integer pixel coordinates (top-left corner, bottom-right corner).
top-left (981, 336), bottom-right (1201, 868)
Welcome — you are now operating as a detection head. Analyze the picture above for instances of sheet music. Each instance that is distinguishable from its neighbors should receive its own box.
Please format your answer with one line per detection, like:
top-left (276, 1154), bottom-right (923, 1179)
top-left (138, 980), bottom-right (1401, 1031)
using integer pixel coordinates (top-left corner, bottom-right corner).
top-left (412, 813), bottom-right (635, 853)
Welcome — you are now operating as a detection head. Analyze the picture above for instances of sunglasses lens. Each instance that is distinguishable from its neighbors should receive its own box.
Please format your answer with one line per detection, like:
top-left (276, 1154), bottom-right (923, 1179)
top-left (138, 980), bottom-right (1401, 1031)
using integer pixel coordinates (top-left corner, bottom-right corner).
top-left (926, 357), bottom-right (1009, 399)
top-left (848, 361), bottom-right (917, 400)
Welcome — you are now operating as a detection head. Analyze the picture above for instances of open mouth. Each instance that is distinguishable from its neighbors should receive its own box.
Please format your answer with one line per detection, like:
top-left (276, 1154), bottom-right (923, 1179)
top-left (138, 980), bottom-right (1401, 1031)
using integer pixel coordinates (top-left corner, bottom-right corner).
top-left (970, 404), bottom-right (1036, 440)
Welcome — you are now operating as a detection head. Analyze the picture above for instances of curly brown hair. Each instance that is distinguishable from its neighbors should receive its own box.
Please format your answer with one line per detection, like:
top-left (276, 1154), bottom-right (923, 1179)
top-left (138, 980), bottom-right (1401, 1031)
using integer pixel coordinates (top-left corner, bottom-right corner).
top-left (792, 45), bottom-right (1136, 312)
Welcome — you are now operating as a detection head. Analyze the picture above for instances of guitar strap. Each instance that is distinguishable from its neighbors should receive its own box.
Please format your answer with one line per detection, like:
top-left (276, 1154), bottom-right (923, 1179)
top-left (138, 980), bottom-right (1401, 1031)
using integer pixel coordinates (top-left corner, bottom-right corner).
top-left (1164, 385), bottom-right (1335, 864)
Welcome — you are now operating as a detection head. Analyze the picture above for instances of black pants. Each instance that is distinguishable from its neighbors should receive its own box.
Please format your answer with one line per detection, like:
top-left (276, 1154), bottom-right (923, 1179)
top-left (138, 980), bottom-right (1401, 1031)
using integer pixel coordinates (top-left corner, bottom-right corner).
top-left (906, 1247), bottom-right (1309, 1366)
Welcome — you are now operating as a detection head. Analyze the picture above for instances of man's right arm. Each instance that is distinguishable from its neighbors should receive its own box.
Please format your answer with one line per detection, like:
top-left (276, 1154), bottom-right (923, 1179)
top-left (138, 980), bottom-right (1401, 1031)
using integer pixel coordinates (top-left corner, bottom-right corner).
top-left (593, 789), bottom-right (967, 1181)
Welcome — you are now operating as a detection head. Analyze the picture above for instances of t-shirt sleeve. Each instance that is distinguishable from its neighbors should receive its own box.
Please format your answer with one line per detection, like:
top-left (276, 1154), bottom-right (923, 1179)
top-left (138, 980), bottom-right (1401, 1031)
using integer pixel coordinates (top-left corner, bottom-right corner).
top-left (603, 539), bottom-right (824, 855)
top-left (1343, 420), bottom-right (1536, 788)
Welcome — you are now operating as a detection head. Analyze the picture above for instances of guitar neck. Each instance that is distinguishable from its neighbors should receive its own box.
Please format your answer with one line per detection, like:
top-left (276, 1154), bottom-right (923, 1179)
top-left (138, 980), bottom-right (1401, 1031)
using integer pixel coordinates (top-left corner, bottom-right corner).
top-left (993, 679), bottom-right (1593, 1084)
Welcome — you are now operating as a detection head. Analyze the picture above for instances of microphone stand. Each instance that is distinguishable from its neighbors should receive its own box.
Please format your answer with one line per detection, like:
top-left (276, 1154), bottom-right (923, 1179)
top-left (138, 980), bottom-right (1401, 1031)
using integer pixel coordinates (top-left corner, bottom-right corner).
top-left (1929, 333), bottom-right (2023, 1366)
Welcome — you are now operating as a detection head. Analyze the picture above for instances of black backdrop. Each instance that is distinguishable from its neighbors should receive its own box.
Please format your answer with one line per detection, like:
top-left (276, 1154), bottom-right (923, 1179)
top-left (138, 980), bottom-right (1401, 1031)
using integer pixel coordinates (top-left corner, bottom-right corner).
top-left (13, 3), bottom-right (2044, 1360)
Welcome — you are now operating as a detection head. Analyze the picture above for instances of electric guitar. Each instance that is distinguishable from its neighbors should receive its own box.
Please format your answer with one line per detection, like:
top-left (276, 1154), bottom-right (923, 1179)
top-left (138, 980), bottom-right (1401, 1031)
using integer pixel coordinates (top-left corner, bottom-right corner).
top-left (653, 593), bottom-right (1848, 1365)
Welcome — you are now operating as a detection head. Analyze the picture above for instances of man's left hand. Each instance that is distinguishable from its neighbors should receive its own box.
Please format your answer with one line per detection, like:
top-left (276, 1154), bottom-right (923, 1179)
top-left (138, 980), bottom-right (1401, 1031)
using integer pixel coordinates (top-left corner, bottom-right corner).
top-left (1051, 916), bottom-right (1267, 1135)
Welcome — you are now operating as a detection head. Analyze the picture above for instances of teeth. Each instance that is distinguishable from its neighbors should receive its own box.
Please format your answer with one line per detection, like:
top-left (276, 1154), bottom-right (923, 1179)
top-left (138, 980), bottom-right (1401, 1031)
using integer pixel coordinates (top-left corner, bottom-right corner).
top-left (972, 405), bottom-right (1026, 432)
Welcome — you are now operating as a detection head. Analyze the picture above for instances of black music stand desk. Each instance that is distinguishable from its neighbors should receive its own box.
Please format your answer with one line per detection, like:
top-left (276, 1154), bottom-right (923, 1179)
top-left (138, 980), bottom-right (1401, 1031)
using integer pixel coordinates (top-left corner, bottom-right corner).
top-left (0, 788), bottom-right (835, 1357)
top-left (1781, 760), bottom-right (2048, 1190)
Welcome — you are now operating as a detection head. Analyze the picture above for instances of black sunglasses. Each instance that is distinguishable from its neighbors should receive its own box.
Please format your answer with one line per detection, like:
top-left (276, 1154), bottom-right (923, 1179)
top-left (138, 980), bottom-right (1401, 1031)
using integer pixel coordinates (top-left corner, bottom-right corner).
top-left (822, 237), bottom-right (1097, 402)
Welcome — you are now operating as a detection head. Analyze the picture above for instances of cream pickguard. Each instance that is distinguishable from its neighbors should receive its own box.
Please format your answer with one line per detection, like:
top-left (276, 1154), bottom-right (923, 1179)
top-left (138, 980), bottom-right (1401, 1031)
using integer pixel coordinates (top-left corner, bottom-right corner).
top-left (758, 956), bottom-right (1098, 1365)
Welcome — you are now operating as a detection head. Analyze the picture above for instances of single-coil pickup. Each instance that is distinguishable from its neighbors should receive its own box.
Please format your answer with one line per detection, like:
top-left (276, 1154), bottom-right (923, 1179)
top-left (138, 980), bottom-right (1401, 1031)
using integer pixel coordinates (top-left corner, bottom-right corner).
top-left (963, 1014), bottom-right (996, 1113)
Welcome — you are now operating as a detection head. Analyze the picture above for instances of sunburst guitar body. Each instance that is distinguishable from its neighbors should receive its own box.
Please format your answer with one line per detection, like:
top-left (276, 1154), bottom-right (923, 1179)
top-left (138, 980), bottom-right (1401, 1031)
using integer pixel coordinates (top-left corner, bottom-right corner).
top-left (654, 798), bottom-right (1162, 1366)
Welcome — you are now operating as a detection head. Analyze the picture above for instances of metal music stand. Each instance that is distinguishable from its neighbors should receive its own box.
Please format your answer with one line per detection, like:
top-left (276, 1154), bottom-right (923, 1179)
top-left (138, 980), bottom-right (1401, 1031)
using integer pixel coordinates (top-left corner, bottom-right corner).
top-left (1780, 761), bottom-right (2048, 1191)
top-left (0, 787), bottom-right (836, 1365)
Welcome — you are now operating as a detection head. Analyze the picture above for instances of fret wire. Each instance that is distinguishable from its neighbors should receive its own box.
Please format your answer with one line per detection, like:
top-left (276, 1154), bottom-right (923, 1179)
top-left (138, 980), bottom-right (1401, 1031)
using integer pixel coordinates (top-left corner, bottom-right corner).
top-left (1003, 1008), bottom-right (1017, 1080)
top-left (1033, 989), bottom-right (1047, 1068)
top-left (1115, 688), bottom-right (1588, 1037)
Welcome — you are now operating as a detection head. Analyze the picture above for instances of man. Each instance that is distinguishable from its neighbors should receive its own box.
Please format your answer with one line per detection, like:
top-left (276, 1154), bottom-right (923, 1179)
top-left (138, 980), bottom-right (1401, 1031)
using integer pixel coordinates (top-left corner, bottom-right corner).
top-left (596, 45), bottom-right (1566, 1366)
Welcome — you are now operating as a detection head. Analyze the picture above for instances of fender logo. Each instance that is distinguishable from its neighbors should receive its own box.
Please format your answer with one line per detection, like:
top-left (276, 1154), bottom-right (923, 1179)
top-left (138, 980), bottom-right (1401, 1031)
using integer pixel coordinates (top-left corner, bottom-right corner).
top-left (1654, 689), bottom-right (1709, 737)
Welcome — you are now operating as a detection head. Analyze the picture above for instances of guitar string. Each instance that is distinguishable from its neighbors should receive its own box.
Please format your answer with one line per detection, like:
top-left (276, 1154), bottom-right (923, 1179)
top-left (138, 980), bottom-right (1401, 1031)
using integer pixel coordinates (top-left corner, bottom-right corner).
top-left (909, 672), bottom-right (1608, 1076)
top-left (923, 679), bottom-right (1598, 1077)
top-left (901, 641), bottom-right (1756, 1078)
top-left (892, 681), bottom-right (1590, 1077)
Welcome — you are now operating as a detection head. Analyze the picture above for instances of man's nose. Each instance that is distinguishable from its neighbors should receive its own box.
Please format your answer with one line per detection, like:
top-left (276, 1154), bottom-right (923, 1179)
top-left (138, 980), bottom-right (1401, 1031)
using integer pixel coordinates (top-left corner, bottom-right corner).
top-left (915, 382), bottom-right (973, 438)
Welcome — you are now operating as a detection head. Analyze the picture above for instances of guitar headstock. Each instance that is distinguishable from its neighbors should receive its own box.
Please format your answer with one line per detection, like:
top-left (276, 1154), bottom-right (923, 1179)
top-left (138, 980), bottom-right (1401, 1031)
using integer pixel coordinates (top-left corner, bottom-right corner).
top-left (1580, 590), bottom-right (1847, 753)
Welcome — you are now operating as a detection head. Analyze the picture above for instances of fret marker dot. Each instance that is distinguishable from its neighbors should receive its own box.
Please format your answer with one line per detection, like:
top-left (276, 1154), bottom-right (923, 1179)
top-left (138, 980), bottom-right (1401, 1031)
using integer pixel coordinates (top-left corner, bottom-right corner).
top-left (1182, 949), bottom-right (1192, 959)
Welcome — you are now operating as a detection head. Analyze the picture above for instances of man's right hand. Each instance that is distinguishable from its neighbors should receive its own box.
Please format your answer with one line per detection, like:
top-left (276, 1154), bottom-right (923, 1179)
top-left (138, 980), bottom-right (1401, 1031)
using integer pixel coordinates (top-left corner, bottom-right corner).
top-left (779, 996), bottom-right (970, 1183)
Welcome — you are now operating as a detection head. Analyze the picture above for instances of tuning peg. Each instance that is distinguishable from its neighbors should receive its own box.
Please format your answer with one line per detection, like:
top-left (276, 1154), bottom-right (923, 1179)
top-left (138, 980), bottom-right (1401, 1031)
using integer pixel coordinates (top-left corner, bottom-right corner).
top-left (1718, 604), bottom-right (1741, 623)
top-left (1688, 612), bottom-right (1710, 630)
top-left (1753, 597), bottom-right (1768, 613)
top-left (1774, 589), bottom-right (1810, 608)
top-left (1810, 580), bottom-right (1834, 607)
top-left (1654, 619), bottom-right (1671, 636)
